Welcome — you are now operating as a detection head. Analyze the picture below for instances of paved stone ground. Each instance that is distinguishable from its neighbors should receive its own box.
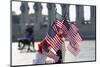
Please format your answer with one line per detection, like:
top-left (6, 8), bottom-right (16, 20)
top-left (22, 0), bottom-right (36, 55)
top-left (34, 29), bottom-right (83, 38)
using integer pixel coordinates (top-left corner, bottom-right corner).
top-left (12, 40), bottom-right (95, 66)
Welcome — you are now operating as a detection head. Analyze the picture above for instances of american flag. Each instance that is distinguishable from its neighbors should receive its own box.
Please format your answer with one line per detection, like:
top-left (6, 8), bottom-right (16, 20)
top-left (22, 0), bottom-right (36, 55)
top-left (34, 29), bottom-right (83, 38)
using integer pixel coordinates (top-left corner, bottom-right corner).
top-left (53, 20), bottom-right (82, 56)
top-left (38, 39), bottom-right (59, 62)
top-left (39, 23), bottom-right (63, 62)
top-left (44, 19), bottom-right (82, 56)
top-left (45, 25), bottom-right (64, 52)
top-left (66, 24), bottom-right (82, 56)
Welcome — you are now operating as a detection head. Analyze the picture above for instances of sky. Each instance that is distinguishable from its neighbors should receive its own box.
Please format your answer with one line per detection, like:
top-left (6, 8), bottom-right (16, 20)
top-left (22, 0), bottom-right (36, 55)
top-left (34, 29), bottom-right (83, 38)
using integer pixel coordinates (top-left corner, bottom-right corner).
top-left (12, 1), bottom-right (90, 21)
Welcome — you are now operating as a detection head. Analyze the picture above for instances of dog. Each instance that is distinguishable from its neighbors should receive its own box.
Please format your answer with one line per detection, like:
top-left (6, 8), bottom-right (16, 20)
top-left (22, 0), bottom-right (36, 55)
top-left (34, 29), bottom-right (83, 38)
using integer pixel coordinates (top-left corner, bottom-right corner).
top-left (18, 38), bottom-right (34, 52)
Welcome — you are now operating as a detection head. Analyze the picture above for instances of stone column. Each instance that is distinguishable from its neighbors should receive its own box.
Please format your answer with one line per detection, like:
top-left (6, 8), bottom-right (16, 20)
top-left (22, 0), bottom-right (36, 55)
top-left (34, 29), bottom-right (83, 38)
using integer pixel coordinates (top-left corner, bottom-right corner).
top-left (33, 2), bottom-right (42, 31)
top-left (61, 4), bottom-right (69, 17)
top-left (76, 5), bottom-right (84, 23)
top-left (20, 1), bottom-right (29, 35)
top-left (90, 6), bottom-right (96, 24)
top-left (47, 3), bottom-right (56, 26)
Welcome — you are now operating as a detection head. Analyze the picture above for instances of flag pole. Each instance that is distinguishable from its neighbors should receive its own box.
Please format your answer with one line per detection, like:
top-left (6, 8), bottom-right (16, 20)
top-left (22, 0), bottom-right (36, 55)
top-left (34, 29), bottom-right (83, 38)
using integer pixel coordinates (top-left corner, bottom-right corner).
top-left (61, 38), bottom-right (66, 62)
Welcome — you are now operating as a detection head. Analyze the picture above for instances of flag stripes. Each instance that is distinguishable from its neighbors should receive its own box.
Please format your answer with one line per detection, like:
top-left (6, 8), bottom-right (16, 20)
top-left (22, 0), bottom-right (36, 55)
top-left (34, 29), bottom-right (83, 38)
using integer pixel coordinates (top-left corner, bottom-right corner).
top-left (42, 48), bottom-right (59, 62)
top-left (67, 42), bottom-right (80, 56)
top-left (54, 20), bottom-right (82, 56)
top-left (65, 24), bottom-right (82, 56)
top-left (45, 33), bottom-right (63, 52)
top-left (43, 19), bottom-right (82, 56)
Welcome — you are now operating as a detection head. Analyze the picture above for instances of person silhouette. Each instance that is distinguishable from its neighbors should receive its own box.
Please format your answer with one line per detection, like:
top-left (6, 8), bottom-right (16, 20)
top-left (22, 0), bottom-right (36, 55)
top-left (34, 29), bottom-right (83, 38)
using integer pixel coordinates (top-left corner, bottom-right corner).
top-left (18, 25), bottom-right (35, 52)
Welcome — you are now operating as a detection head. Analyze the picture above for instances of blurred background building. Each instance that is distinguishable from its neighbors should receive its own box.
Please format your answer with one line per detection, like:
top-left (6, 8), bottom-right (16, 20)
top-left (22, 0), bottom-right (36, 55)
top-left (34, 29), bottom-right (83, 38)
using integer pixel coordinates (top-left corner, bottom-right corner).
top-left (11, 1), bottom-right (96, 42)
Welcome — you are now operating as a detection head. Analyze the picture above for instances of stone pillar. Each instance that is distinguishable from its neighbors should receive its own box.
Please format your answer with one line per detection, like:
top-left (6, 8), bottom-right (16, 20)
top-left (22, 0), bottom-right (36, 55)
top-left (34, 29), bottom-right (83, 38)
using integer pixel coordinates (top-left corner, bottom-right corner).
top-left (90, 6), bottom-right (96, 24)
top-left (33, 2), bottom-right (42, 31)
top-left (61, 4), bottom-right (69, 17)
top-left (47, 3), bottom-right (56, 26)
top-left (76, 5), bottom-right (84, 23)
top-left (20, 1), bottom-right (29, 35)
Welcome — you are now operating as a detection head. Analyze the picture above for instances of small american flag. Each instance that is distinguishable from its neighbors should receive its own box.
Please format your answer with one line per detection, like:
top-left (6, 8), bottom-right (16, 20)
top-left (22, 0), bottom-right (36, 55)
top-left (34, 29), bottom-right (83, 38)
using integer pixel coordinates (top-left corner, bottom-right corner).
top-left (54, 20), bottom-right (82, 56)
top-left (66, 24), bottom-right (82, 56)
top-left (45, 26), bottom-right (64, 52)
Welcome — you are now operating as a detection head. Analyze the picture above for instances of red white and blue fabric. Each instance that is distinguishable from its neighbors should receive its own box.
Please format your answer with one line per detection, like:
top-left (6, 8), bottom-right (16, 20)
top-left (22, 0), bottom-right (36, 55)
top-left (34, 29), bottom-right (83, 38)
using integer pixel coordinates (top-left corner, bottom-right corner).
top-left (42, 19), bottom-right (82, 58)
top-left (54, 20), bottom-right (82, 56)
top-left (45, 25), bottom-right (64, 52)
top-left (37, 39), bottom-right (59, 62)
top-left (42, 48), bottom-right (59, 62)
